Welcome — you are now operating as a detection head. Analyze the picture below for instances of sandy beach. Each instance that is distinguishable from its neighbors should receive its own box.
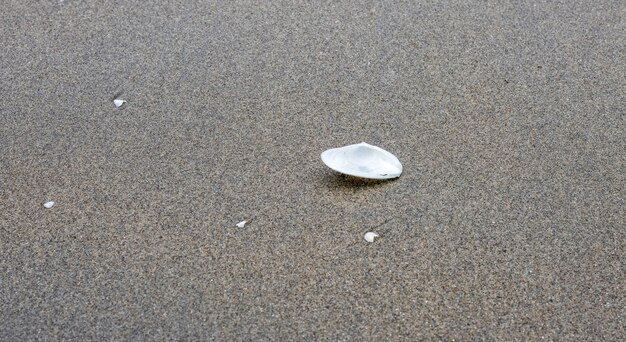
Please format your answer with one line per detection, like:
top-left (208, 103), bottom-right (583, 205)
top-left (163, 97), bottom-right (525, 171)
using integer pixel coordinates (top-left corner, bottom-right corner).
top-left (1, 1), bottom-right (624, 339)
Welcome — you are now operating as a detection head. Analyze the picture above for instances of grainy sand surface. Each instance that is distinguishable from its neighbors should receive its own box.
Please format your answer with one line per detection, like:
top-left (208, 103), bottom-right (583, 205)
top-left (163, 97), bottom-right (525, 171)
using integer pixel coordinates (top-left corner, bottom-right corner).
top-left (1, 1), bottom-right (624, 340)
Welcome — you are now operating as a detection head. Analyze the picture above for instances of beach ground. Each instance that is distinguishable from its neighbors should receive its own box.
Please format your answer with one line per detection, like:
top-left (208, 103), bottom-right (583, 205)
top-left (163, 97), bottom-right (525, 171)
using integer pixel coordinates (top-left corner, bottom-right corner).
top-left (1, 1), bottom-right (624, 339)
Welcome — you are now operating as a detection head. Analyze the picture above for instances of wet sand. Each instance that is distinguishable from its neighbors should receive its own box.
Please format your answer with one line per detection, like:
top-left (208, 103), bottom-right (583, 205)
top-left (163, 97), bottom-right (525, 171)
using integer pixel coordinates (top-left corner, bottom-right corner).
top-left (1, 1), bottom-right (624, 340)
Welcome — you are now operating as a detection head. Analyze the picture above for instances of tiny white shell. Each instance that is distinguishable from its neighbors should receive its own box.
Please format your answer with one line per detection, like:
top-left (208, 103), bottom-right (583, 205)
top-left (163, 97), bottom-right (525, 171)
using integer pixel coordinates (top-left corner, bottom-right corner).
top-left (43, 201), bottom-right (55, 209)
top-left (236, 220), bottom-right (247, 228)
top-left (321, 142), bottom-right (402, 179)
top-left (113, 99), bottom-right (126, 108)
top-left (364, 231), bottom-right (379, 242)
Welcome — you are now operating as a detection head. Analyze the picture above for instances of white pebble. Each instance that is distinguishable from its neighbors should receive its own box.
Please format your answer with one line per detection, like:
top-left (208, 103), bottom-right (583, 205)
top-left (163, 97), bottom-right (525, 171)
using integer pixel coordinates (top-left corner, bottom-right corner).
top-left (113, 99), bottom-right (126, 108)
top-left (364, 231), bottom-right (379, 243)
top-left (236, 220), bottom-right (247, 228)
top-left (43, 201), bottom-right (55, 209)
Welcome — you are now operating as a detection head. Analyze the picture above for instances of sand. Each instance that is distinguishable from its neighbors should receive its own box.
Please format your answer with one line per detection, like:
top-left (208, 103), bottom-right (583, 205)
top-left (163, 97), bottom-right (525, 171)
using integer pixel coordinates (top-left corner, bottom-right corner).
top-left (1, 1), bottom-right (624, 340)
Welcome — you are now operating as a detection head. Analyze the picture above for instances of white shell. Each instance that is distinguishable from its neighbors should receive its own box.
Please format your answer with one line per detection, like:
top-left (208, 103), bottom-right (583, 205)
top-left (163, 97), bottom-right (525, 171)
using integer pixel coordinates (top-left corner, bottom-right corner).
top-left (43, 201), bottom-right (55, 209)
top-left (236, 220), bottom-right (247, 228)
top-left (321, 142), bottom-right (402, 179)
top-left (364, 231), bottom-right (379, 242)
top-left (113, 99), bottom-right (126, 108)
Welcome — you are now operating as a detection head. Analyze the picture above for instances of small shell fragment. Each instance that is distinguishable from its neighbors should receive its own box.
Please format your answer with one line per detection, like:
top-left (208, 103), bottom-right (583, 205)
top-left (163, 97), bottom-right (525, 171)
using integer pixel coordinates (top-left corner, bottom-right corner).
top-left (113, 99), bottom-right (126, 108)
top-left (236, 220), bottom-right (247, 228)
top-left (43, 201), bottom-right (55, 209)
top-left (364, 231), bottom-right (379, 242)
